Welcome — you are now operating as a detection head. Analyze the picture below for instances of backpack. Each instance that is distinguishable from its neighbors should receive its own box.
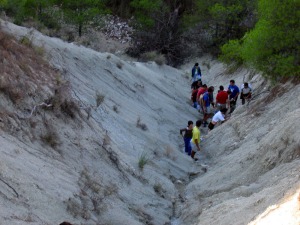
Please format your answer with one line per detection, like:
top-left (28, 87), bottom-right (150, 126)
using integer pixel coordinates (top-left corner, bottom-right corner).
top-left (198, 93), bottom-right (204, 106)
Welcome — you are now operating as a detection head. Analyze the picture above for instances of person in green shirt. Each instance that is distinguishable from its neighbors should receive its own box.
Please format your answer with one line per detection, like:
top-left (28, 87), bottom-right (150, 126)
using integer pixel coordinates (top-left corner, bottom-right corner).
top-left (190, 120), bottom-right (202, 160)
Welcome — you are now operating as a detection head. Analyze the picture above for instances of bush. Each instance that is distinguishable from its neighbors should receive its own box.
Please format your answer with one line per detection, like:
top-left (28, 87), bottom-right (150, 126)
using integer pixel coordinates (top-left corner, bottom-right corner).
top-left (221, 0), bottom-right (300, 79)
top-left (138, 152), bottom-right (149, 170)
top-left (140, 51), bottom-right (166, 65)
top-left (40, 130), bottom-right (59, 148)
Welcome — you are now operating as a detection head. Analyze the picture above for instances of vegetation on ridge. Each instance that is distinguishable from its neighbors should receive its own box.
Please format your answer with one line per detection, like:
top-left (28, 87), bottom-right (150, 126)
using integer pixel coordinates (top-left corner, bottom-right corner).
top-left (0, 0), bottom-right (299, 79)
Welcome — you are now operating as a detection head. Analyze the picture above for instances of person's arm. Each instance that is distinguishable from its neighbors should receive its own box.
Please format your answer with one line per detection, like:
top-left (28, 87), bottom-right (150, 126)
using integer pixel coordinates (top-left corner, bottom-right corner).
top-left (234, 87), bottom-right (240, 100)
top-left (194, 139), bottom-right (201, 151)
top-left (180, 128), bottom-right (185, 137)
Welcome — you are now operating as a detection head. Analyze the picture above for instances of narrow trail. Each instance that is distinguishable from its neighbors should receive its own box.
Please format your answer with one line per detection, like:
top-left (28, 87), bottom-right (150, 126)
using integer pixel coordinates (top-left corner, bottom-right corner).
top-left (171, 125), bottom-right (211, 225)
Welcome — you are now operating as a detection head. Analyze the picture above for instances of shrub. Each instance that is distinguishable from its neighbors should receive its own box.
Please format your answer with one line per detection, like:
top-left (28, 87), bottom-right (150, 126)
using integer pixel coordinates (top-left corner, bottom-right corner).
top-left (140, 51), bottom-right (166, 65)
top-left (153, 182), bottom-right (162, 194)
top-left (138, 152), bottom-right (149, 170)
top-left (40, 130), bottom-right (59, 148)
top-left (60, 100), bottom-right (80, 119)
top-left (19, 35), bottom-right (32, 47)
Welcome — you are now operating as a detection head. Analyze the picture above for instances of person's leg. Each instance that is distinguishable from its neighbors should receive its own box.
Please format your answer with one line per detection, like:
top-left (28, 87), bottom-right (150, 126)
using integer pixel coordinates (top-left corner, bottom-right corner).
top-left (191, 150), bottom-right (196, 158)
top-left (230, 100), bottom-right (236, 113)
top-left (187, 138), bottom-right (192, 155)
top-left (184, 137), bottom-right (189, 154)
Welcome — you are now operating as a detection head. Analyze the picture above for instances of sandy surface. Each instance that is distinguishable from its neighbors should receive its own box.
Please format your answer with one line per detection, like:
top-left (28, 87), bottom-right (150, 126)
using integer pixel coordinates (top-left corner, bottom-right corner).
top-left (0, 20), bottom-right (299, 225)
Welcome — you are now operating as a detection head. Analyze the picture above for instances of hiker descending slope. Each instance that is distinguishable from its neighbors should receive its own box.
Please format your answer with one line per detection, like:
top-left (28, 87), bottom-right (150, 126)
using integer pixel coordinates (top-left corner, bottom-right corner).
top-left (192, 63), bottom-right (202, 82)
top-left (190, 120), bottom-right (202, 161)
top-left (180, 121), bottom-right (194, 156)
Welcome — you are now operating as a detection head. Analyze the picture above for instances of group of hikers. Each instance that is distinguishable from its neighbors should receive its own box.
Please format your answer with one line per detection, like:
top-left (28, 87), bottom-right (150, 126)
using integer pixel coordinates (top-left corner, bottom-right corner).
top-left (180, 63), bottom-right (252, 161)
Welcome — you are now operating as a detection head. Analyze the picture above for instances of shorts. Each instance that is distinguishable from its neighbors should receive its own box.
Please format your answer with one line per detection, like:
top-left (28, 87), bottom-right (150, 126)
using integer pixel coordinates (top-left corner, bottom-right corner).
top-left (190, 141), bottom-right (198, 153)
top-left (208, 122), bottom-right (215, 130)
top-left (204, 106), bottom-right (211, 114)
top-left (217, 103), bottom-right (226, 111)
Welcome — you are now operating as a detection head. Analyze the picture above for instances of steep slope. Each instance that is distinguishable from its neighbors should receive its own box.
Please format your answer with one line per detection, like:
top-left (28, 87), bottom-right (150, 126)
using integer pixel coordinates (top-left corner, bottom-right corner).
top-left (178, 60), bottom-right (300, 225)
top-left (1, 20), bottom-right (299, 225)
top-left (1, 20), bottom-right (201, 225)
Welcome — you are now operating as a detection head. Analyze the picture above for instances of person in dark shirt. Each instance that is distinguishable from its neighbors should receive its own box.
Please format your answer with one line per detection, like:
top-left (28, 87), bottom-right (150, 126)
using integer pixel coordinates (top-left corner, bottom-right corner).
top-left (228, 80), bottom-right (240, 113)
top-left (180, 121), bottom-right (193, 156)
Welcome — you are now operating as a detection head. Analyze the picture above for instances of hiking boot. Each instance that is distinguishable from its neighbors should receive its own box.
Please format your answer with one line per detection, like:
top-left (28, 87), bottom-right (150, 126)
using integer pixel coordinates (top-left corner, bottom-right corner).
top-left (194, 158), bottom-right (199, 162)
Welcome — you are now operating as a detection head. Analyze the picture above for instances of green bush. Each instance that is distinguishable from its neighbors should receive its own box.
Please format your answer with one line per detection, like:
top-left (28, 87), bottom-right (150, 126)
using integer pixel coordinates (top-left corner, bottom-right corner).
top-left (220, 0), bottom-right (300, 79)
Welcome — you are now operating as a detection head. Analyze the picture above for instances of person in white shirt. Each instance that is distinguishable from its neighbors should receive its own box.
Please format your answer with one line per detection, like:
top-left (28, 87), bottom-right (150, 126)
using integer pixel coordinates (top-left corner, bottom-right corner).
top-left (208, 108), bottom-right (228, 131)
top-left (240, 82), bottom-right (252, 105)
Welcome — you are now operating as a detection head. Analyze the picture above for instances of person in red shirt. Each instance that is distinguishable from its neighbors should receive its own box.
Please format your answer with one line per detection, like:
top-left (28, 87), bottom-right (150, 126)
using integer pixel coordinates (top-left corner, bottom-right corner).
top-left (216, 85), bottom-right (229, 111)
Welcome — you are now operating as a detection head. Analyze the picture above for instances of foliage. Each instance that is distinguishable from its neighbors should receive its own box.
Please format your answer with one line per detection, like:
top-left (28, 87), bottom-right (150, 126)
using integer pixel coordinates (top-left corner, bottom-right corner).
top-left (130, 0), bottom-right (163, 28)
top-left (191, 0), bottom-right (257, 52)
top-left (138, 152), bottom-right (149, 170)
top-left (54, 0), bottom-right (109, 36)
top-left (128, 0), bottom-right (200, 66)
top-left (221, 0), bottom-right (300, 79)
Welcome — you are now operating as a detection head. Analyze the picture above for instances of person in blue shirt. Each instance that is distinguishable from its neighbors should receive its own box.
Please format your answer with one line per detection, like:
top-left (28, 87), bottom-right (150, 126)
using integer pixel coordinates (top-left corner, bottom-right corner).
top-left (202, 87), bottom-right (214, 127)
top-left (228, 80), bottom-right (240, 113)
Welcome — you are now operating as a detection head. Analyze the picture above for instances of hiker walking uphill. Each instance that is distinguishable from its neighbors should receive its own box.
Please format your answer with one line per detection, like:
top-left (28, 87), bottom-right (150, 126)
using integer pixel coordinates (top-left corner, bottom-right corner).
top-left (190, 120), bottom-right (202, 161)
top-left (192, 63), bottom-right (202, 82)
top-left (180, 121), bottom-right (193, 156)
top-left (228, 80), bottom-right (240, 113)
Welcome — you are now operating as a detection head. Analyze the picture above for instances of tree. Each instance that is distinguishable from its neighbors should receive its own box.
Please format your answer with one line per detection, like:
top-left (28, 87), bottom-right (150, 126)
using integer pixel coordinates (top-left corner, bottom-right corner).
top-left (190, 0), bottom-right (257, 52)
top-left (221, 0), bottom-right (300, 78)
top-left (128, 0), bottom-right (200, 65)
top-left (55, 0), bottom-right (108, 37)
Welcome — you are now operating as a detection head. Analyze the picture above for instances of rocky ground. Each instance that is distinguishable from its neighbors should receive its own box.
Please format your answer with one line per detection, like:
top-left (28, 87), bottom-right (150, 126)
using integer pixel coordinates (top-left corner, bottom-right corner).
top-left (0, 19), bottom-right (299, 225)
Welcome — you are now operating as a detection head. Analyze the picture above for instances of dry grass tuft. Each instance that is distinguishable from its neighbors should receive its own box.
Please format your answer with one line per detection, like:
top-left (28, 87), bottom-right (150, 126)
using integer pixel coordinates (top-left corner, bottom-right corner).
top-left (40, 126), bottom-right (60, 149)
top-left (140, 51), bottom-right (166, 65)
top-left (138, 152), bottom-right (149, 170)
top-left (65, 169), bottom-right (119, 218)
top-left (0, 30), bottom-right (58, 105)
top-left (96, 93), bottom-right (105, 107)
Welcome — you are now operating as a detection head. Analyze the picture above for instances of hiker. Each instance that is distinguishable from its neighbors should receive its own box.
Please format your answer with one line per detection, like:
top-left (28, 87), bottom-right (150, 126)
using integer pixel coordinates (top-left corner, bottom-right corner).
top-left (191, 86), bottom-right (201, 109)
top-left (191, 79), bottom-right (202, 90)
top-left (202, 87), bottom-right (214, 127)
top-left (208, 86), bottom-right (215, 108)
top-left (216, 85), bottom-right (229, 111)
top-left (190, 120), bottom-right (202, 160)
top-left (196, 84), bottom-right (208, 112)
top-left (228, 80), bottom-right (240, 113)
top-left (180, 121), bottom-right (193, 156)
top-left (208, 108), bottom-right (228, 131)
top-left (240, 82), bottom-right (252, 105)
top-left (191, 63), bottom-right (202, 82)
